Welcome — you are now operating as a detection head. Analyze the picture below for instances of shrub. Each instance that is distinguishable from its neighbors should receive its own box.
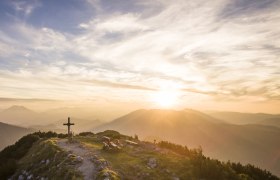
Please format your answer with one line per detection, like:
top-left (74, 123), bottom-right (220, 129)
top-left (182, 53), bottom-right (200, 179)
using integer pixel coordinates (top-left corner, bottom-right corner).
top-left (79, 132), bottom-right (94, 136)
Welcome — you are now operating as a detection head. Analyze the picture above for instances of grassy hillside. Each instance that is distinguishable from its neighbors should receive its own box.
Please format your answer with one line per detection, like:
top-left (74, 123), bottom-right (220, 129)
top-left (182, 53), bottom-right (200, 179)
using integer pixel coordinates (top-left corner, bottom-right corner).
top-left (0, 122), bottom-right (33, 150)
top-left (94, 109), bottom-right (280, 176)
top-left (1, 131), bottom-right (279, 180)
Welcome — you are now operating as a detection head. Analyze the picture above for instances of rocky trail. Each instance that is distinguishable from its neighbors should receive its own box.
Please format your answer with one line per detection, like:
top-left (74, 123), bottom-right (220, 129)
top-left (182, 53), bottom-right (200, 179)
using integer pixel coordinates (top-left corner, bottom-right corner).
top-left (57, 139), bottom-right (96, 180)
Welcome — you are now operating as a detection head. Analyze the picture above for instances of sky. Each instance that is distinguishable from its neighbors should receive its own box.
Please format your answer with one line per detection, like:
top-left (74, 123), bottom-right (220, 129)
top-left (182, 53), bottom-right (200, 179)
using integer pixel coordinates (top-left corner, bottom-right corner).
top-left (0, 0), bottom-right (279, 113)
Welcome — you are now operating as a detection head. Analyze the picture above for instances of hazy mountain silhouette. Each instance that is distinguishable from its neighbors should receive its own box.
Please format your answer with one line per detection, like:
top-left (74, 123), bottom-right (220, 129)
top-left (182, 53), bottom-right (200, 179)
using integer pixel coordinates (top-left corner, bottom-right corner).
top-left (259, 118), bottom-right (280, 127)
top-left (207, 111), bottom-right (280, 126)
top-left (94, 109), bottom-right (280, 176)
top-left (0, 106), bottom-right (103, 132)
top-left (0, 122), bottom-right (33, 150)
top-left (0, 105), bottom-right (40, 127)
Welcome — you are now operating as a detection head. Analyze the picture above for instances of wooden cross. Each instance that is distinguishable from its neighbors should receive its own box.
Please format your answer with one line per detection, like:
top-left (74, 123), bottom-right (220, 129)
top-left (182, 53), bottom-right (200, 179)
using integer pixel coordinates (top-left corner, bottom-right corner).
top-left (63, 117), bottom-right (74, 140)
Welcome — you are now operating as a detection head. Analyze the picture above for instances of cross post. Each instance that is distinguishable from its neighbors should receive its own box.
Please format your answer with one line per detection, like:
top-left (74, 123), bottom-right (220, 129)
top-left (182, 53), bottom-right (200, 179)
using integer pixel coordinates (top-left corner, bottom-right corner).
top-left (63, 117), bottom-right (75, 141)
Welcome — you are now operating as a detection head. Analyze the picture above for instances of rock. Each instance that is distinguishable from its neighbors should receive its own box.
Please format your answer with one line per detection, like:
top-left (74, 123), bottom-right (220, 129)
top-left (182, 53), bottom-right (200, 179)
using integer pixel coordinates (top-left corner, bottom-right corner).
top-left (147, 158), bottom-right (157, 168)
top-left (67, 154), bottom-right (74, 158)
top-left (18, 175), bottom-right (24, 180)
top-left (46, 159), bottom-right (50, 165)
top-left (41, 160), bottom-right (45, 164)
top-left (96, 166), bottom-right (102, 171)
top-left (76, 156), bottom-right (83, 162)
top-left (104, 172), bottom-right (109, 177)
top-left (27, 174), bottom-right (33, 180)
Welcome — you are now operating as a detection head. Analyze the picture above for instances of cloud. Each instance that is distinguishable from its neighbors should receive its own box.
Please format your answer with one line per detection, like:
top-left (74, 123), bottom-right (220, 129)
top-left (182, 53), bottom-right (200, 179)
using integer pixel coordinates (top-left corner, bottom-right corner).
top-left (219, 0), bottom-right (279, 19)
top-left (0, 0), bottom-right (279, 107)
top-left (80, 13), bottom-right (149, 33)
top-left (84, 79), bottom-right (155, 91)
top-left (10, 0), bottom-right (41, 17)
top-left (0, 97), bottom-right (56, 102)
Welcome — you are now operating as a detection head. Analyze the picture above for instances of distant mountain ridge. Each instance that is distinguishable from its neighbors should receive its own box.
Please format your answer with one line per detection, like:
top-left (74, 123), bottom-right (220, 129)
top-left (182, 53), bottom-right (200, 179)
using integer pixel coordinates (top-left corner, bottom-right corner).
top-left (3, 105), bottom-right (32, 112)
top-left (207, 111), bottom-right (280, 127)
top-left (0, 122), bottom-right (33, 150)
top-left (0, 105), bottom-right (39, 127)
top-left (94, 109), bottom-right (280, 176)
top-left (0, 105), bottom-right (102, 132)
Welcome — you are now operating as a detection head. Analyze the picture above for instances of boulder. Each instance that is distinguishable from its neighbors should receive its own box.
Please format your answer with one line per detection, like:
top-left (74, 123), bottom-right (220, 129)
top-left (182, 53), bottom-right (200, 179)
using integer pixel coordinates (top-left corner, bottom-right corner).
top-left (76, 156), bottom-right (83, 162)
top-left (27, 174), bottom-right (33, 180)
top-left (18, 175), bottom-right (24, 180)
top-left (147, 158), bottom-right (157, 168)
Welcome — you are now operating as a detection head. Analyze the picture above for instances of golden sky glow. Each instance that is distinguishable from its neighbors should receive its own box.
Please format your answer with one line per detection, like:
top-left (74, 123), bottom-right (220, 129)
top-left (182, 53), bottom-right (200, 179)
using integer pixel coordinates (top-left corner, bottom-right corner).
top-left (0, 0), bottom-right (279, 113)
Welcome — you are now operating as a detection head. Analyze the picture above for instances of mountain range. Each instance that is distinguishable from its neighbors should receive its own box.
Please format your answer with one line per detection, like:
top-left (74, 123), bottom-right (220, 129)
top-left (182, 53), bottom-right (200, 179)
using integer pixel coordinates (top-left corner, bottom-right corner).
top-left (1, 105), bottom-right (280, 176)
top-left (208, 111), bottom-right (280, 127)
top-left (95, 109), bottom-right (280, 176)
top-left (0, 105), bottom-right (102, 132)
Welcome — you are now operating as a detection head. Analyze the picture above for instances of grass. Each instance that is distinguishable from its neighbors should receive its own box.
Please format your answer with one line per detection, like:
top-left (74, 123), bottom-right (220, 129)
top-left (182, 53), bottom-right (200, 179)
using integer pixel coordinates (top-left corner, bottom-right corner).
top-left (76, 135), bottom-right (192, 180)
top-left (13, 138), bottom-right (83, 180)
top-left (75, 136), bottom-right (103, 150)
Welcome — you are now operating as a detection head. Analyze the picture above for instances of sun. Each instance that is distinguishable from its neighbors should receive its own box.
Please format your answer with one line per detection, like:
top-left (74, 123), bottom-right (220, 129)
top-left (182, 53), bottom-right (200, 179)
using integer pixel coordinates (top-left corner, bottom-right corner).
top-left (152, 90), bottom-right (179, 108)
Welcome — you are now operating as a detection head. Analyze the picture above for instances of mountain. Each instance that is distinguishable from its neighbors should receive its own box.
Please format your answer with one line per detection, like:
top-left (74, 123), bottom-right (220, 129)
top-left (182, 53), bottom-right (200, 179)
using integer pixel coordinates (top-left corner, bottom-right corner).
top-left (0, 122), bottom-right (33, 150)
top-left (259, 118), bottom-right (280, 128)
top-left (94, 109), bottom-right (280, 176)
top-left (0, 131), bottom-right (278, 179)
top-left (0, 106), bottom-right (103, 132)
top-left (0, 105), bottom-right (40, 127)
top-left (207, 111), bottom-right (280, 126)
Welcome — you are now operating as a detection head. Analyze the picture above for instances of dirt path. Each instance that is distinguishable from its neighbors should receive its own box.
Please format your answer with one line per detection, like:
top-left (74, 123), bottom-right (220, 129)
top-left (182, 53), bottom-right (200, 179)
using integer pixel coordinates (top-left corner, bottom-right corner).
top-left (57, 139), bottom-right (96, 180)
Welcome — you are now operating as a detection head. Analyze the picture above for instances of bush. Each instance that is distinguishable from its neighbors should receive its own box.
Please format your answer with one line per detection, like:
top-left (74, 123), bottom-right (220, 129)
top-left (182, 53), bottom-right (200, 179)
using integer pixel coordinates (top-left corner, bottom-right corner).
top-left (96, 130), bottom-right (121, 139)
top-left (33, 131), bottom-right (67, 138)
top-left (79, 132), bottom-right (94, 136)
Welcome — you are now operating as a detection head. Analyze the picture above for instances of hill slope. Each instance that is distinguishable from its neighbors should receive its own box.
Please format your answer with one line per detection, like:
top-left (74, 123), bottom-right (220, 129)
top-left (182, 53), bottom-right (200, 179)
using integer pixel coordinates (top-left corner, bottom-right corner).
top-left (0, 122), bottom-right (33, 150)
top-left (94, 109), bottom-right (280, 176)
top-left (207, 111), bottom-right (280, 127)
top-left (0, 131), bottom-right (278, 180)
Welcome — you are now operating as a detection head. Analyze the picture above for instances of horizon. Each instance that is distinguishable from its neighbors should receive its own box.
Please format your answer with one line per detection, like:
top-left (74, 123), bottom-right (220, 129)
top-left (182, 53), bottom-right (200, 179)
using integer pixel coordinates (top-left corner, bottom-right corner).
top-left (1, 104), bottom-right (280, 116)
top-left (0, 0), bottom-right (280, 114)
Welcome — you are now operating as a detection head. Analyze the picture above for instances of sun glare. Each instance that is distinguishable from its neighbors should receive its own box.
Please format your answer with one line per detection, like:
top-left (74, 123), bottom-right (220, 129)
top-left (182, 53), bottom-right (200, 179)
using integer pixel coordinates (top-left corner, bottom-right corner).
top-left (152, 91), bottom-right (179, 108)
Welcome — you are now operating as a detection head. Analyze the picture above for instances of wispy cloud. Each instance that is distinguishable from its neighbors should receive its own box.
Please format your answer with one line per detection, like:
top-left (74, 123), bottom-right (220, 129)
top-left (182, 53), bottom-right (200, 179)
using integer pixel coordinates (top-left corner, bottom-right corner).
top-left (0, 0), bottom-right (279, 111)
top-left (10, 0), bottom-right (41, 17)
top-left (0, 97), bottom-right (56, 102)
top-left (84, 79), bottom-right (155, 91)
